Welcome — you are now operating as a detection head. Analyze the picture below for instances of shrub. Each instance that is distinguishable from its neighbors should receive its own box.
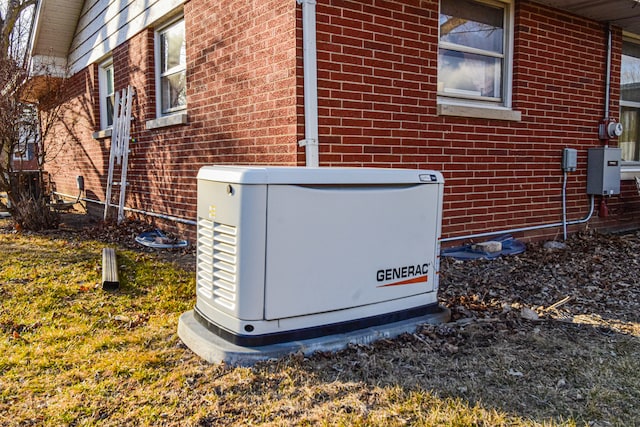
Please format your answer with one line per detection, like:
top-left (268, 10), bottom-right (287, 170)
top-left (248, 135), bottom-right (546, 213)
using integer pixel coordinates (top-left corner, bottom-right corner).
top-left (12, 196), bottom-right (59, 231)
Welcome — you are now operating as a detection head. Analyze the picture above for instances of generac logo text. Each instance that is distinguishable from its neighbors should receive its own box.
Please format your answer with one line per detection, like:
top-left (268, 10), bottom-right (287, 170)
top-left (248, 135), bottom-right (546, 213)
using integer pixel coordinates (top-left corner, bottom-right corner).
top-left (376, 263), bottom-right (430, 282)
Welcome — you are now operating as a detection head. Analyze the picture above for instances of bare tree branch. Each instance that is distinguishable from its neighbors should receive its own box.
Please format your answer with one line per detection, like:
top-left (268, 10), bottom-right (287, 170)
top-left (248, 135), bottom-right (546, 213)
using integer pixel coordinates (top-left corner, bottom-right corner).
top-left (0, 0), bottom-right (64, 230)
top-left (0, 0), bottom-right (36, 58)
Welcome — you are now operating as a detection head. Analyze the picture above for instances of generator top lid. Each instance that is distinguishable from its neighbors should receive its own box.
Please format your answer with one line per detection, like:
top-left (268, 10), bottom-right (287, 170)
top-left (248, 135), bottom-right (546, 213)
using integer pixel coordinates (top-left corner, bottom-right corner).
top-left (198, 166), bottom-right (444, 185)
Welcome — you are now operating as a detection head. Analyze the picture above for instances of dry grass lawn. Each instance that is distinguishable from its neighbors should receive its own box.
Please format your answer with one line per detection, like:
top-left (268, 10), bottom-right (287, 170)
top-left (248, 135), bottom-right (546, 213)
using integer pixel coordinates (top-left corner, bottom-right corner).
top-left (1, 217), bottom-right (639, 426)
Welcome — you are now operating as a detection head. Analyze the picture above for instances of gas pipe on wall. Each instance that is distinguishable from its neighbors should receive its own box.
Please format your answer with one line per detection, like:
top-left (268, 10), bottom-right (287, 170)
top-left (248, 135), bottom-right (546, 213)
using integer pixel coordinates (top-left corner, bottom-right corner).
top-left (599, 196), bottom-right (609, 217)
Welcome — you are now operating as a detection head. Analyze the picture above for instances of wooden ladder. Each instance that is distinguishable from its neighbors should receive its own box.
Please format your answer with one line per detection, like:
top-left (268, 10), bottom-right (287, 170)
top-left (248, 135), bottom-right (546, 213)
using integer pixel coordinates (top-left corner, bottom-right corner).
top-left (104, 85), bottom-right (134, 223)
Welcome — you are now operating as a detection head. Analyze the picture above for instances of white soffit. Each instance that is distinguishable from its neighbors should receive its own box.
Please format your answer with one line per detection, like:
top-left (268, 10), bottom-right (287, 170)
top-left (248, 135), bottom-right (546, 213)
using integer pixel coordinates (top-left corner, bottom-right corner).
top-left (533, 0), bottom-right (640, 34)
top-left (30, 0), bottom-right (184, 75)
top-left (30, 0), bottom-right (84, 60)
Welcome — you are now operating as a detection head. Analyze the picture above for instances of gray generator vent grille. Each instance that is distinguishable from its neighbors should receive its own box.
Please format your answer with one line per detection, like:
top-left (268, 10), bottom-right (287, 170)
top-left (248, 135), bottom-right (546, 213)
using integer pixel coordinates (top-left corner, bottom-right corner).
top-left (197, 218), bottom-right (238, 311)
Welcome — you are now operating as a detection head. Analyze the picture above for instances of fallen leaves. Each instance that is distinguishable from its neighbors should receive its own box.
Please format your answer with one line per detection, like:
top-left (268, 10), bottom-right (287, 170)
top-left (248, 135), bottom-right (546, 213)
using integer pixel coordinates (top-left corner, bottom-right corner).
top-left (2, 217), bottom-right (640, 425)
top-left (439, 229), bottom-right (640, 333)
top-left (110, 312), bottom-right (150, 330)
top-left (1, 320), bottom-right (41, 343)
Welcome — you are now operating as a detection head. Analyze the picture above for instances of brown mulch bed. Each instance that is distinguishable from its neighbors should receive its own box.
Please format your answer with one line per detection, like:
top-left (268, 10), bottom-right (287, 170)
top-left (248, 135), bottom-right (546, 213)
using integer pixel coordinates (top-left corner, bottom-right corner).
top-left (440, 230), bottom-right (640, 332)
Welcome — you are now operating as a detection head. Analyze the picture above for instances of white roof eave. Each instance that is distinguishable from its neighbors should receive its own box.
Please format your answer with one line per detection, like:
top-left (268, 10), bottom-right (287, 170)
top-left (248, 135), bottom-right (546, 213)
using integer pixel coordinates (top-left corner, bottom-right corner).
top-left (532, 0), bottom-right (640, 34)
top-left (28, 0), bottom-right (84, 75)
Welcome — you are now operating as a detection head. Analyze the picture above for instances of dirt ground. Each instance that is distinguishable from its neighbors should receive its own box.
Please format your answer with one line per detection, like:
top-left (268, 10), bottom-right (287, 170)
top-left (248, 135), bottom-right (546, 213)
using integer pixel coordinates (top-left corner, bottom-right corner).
top-left (6, 209), bottom-right (640, 330)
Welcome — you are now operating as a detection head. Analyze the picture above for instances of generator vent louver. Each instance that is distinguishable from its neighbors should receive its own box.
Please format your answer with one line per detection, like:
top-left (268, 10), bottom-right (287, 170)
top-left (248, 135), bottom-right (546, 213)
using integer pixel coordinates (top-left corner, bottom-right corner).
top-left (197, 218), bottom-right (238, 311)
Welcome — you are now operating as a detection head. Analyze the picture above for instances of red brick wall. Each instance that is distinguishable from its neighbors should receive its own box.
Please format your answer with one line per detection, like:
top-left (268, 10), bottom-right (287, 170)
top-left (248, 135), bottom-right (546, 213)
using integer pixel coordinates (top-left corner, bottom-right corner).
top-left (44, 0), bottom-right (299, 238)
top-left (41, 0), bottom-right (640, 242)
top-left (42, 66), bottom-right (103, 202)
top-left (311, 0), bottom-right (640, 241)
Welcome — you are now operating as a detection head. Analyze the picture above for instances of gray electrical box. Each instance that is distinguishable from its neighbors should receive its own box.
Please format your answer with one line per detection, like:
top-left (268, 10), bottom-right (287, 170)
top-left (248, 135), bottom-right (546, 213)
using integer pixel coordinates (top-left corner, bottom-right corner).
top-left (586, 147), bottom-right (621, 195)
top-left (562, 148), bottom-right (577, 172)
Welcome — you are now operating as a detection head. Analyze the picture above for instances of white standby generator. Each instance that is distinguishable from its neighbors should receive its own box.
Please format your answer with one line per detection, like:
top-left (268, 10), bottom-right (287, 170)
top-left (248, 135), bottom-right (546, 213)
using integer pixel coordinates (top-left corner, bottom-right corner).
top-left (192, 166), bottom-right (445, 347)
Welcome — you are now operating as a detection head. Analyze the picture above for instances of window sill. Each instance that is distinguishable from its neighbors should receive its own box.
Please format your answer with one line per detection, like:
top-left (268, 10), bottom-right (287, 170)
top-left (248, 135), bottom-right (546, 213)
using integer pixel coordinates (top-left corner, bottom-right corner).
top-left (92, 128), bottom-right (112, 139)
top-left (437, 103), bottom-right (522, 121)
top-left (621, 165), bottom-right (640, 180)
top-left (145, 112), bottom-right (188, 130)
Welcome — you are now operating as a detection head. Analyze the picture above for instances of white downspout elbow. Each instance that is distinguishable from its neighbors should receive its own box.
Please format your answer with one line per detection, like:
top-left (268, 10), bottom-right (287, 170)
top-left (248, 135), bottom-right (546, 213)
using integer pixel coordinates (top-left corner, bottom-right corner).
top-left (297, 0), bottom-right (320, 167)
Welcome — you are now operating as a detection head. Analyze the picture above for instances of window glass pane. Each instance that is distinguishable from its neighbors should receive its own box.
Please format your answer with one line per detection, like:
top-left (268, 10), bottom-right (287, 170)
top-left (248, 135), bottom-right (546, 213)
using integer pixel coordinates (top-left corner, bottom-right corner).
top-left (621, 41), bottom-right (640, 162)
top-left (440, 0), bottom-right (503, 54)
top-left (158, 19), bottom-right (186, 114)
top-left (622, 41), bottom-right (640, 103)
top-left (438, 48), bottom-right (502, 98)
top-left (106, 95), bottom-right (114, 127)
top-left (15, 127), bottom-right (35, 161)
top-left (100, 62), bottom-right (114, 128)
top-left (161, 71), bottom-right (187, 113)
top-left (161, 22), bottom-right (185, 73)
top-left (105, 67), bottom-right (114, 94)
top-left (620, 107), bottom-right (640, 162)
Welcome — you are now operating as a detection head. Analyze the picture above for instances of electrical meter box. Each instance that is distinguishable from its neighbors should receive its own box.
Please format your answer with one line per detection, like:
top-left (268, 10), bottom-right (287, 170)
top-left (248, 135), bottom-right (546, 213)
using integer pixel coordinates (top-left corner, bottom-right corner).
top-left (191, 166), bottom-right (445, 347)
top-left (587, 147), bottom-right (621, 195)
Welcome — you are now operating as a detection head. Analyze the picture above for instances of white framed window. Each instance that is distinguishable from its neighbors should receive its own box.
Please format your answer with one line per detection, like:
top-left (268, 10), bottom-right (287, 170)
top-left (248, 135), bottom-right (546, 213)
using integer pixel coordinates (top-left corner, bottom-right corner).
top-left (437, 0), bottom-right (518, 120)
top-left (13, 141), bottom-right (34, 162)
top-left (620, 38), bottom-right (640, 163)
top-left (98, 59), bottom-right (115, 129)
top-left (13, 128), bottom-right (35, 162)
top-left (156, 18), bottom-right (186, 116)
top-left (13, 108), bottom-right (37, 162)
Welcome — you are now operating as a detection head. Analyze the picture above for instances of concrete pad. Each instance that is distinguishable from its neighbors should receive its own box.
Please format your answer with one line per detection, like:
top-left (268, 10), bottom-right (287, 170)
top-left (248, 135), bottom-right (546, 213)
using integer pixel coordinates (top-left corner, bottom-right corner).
top-left (177, 307), bottom-right (451, 366)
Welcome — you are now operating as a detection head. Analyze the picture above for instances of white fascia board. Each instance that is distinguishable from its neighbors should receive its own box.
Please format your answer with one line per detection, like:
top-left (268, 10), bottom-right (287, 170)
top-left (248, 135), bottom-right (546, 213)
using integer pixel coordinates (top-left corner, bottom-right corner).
top-left (27, 0), bottom-right (44, 60)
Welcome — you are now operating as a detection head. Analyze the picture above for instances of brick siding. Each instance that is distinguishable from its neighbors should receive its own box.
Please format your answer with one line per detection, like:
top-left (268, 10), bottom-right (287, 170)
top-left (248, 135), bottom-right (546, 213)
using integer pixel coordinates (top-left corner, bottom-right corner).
top-left (312, 0), bottom-right (640, 241)
top-left (41, 0), bottom-right (640, 242)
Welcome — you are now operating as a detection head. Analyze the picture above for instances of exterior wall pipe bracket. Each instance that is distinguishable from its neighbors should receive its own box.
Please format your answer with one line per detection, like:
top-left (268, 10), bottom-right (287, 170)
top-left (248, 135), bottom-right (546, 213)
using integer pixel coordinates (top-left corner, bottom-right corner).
top-left (298, 138), bottom-right (319, 167)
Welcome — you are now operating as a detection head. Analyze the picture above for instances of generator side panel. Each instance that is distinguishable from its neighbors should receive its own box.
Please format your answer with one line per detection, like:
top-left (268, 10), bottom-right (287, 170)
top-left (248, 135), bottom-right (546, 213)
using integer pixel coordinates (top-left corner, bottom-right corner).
top-left (264, 183), bottom-right (442, 320)
top-left (195, 180), bottom-right (267, 321)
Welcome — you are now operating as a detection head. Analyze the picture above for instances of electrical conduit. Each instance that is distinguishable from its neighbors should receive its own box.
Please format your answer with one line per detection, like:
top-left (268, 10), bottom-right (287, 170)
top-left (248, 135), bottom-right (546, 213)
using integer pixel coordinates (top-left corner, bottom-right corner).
top-left (440, 195), bottom-right (595, 243)
top-left (604, 24), bottom-right (612, 121)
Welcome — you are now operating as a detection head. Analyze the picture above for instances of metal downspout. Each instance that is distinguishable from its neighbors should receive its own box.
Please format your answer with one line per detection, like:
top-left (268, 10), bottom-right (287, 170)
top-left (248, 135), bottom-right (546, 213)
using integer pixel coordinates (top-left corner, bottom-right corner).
top-left (297, 0), bottom-right (320, 167)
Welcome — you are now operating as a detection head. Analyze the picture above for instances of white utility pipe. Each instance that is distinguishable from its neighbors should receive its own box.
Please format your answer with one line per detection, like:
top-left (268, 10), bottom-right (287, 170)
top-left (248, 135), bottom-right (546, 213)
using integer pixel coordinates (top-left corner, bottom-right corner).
top-left (440, 195), bottom-right (595, 243)
top-left (55, 192), bottom-right (197, 226)
top-left (297, 0), bottom-right (320, 167)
